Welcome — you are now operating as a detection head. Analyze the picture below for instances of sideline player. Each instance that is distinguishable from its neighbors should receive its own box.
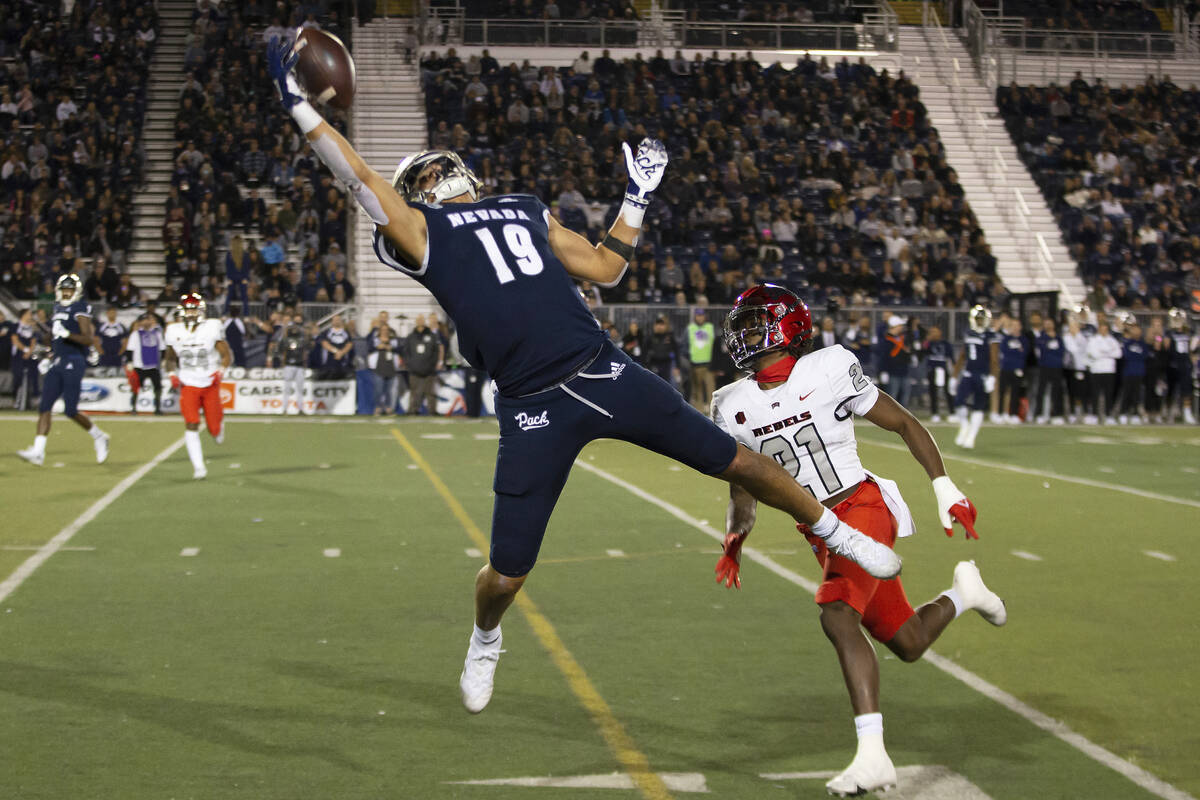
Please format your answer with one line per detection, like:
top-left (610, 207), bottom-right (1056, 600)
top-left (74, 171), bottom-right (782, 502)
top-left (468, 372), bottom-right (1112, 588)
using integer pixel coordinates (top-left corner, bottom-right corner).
top-left (17, 274), bottom-right (110, 466)
top-left (164, 293), bottom-right (231, 479)
top-left (267, 38), bottom-right (902, 714)
top-left (710, 285), bottom-right (1006, 796)
top-left (1166, 308), bottom-right (1196, 424)
top-left (950, 305), bottom-right (999, 448)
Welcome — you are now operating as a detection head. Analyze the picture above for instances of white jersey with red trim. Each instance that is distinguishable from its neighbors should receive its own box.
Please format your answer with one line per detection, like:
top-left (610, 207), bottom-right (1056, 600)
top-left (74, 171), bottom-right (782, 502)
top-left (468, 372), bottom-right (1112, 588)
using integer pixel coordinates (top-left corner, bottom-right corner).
top-left (711, 345), bottom-right (880, 504)
top-left (165, 319), bottom-right (224, 387)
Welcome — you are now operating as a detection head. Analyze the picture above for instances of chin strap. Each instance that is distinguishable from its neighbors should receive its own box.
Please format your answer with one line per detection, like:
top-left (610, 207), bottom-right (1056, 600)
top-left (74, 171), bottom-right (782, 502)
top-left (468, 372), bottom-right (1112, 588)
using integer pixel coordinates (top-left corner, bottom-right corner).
top-left (754, 355), bottom-right (797, 384)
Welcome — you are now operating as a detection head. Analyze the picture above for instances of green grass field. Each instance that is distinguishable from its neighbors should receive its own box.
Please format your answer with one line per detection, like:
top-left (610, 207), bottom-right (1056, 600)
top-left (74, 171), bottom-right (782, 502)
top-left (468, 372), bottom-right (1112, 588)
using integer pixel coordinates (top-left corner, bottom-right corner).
top-left (1, 413), bottom-right (1197, 799)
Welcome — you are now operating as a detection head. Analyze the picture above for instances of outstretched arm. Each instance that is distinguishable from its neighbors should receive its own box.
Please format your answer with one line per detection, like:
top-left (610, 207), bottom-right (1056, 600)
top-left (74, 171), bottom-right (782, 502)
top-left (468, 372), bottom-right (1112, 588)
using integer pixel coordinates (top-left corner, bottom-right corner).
top-left (716, 483), bottom-right (758, 589)
top-left (862, 390), bottom-right (945, 480)
top-left (549, 139), bottom-right (668, 287)
top-left (865, 391), bottom-right (978, 538)
top-left (267, 37), bottom-right (427, 267)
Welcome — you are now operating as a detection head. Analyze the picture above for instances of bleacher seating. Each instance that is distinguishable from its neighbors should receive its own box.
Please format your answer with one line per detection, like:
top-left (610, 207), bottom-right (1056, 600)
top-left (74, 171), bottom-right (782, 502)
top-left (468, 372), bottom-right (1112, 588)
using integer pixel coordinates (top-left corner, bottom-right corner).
top-left (420, 48), bottom-right (1005, 309)
top-left (997, 76), bottom-right (1199, 311)
top-left (0, 0), bottom-right (155, 302)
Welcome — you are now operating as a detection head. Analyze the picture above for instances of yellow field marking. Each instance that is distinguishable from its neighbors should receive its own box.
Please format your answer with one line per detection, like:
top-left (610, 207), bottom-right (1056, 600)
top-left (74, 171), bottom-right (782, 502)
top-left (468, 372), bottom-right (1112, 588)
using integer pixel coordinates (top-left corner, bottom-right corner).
top-left (389, 428), bottom-right (673, 800)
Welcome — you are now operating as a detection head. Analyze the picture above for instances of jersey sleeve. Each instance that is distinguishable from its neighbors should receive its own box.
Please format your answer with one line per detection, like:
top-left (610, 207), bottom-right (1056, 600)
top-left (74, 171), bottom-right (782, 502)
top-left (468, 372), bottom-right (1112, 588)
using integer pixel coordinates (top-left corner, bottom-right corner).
top-left (709, 389), bottom-right (730, 434)
top-left (824, 345), bottom-right (879, 418)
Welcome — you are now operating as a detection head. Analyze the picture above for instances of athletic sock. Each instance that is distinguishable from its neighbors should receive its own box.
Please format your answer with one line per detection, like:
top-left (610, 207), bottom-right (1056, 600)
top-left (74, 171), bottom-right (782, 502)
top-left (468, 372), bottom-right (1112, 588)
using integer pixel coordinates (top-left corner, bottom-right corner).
top-left (32, 434), bottom-right (47, 456)
top-left (88, 426), bottom-right (105, 441)
top-left (472, 623), bottom-right (500, 647)
top-left (942, 588), bottom-right (966, 618)
top-left (184, 429), bottom-right (204, 469)
top-left (854, 712), bottom-right (883, 738)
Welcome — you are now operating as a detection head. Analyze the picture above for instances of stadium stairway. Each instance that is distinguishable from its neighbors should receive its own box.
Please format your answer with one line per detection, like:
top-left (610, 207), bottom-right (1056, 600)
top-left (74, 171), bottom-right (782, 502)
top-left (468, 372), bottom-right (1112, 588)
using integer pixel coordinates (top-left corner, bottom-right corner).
top-left (126, 0), bottom-right (193, 294)
top-left (899, 27), bottom-right (1084, 302)
top-left (350, 18), bottom-right (439, 329)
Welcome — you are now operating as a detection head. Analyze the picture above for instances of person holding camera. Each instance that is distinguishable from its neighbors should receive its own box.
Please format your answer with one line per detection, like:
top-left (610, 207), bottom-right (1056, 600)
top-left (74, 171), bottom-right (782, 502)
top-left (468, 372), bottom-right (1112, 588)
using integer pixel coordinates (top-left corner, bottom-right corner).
top-left (273, 312), bottom-right (309, 415)
top-left (403, 314), bottom-right (443, 415)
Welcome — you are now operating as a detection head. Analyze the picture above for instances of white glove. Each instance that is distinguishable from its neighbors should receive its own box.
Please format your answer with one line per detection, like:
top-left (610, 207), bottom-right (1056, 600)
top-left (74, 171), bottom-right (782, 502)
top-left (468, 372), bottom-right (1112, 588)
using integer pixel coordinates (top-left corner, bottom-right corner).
top-left (932, 475), bottom-right (979, 539)
top-left (38, 358), bottom-right (54, 376)
top-left (52, 319), bottom-right (70, 339)
top-left (982, 374), bottom-right (996, 393)
top-left (86, 348), bottom-right (100, 366)
top-left (622, 138), bottom-right (668, 201)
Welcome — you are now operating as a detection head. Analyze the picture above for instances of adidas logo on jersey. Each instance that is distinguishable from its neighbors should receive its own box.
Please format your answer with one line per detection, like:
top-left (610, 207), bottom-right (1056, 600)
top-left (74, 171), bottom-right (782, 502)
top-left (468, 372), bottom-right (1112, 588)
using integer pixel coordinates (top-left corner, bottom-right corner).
top-left (515, 410), bottom-right (550, 431)
top-left (608, 362), bottom-right (626, 379)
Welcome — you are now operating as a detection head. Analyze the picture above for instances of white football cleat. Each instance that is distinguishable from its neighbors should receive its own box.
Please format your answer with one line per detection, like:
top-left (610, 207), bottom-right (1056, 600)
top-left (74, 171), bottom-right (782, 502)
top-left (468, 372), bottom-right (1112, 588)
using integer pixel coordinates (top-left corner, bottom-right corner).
top-left (826, 749), bottom-right (897, 796)
top-left (94, 433), bottom-right (110, 464)
top-left (17, 447), bottom-right (44, 466)
top-left (193, 465), bottom-right (208, 480)
top-left (460, 631), bottom-right (503, 713)
top-left (953, 560), bottom-right (1007, 626)
top-left (823, 523), bottom-right (901, 580)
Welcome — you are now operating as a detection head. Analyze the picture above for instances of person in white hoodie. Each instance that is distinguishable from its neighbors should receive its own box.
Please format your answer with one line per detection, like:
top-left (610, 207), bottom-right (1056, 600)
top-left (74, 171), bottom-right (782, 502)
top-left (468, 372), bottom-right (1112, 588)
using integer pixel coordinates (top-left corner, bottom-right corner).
top-left (1062, 315), bottom-right (1092, 423)
top-left (1085, 320), bottom-right (1123, 424)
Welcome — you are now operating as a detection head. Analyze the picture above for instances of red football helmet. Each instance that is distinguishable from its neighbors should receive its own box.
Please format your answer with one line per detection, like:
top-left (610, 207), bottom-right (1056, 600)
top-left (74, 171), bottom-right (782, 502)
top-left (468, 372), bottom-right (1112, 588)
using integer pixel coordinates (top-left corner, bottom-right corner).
top-left (723, 283), bottom-right (813, 370)
top-left (177, 292), bottom-right (207, 329)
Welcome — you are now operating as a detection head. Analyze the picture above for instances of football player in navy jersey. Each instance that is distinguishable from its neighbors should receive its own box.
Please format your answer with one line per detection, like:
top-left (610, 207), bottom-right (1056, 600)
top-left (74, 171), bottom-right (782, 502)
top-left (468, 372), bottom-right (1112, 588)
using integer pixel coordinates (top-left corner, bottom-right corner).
top-left (17, 274), bottom-right (110, 466)
top-left (269, 38), bottom-right (902, 714)
top-left (1165, 308), bottom-right (1196, 424)
top-left (950, 306), bottom-right (999, 449)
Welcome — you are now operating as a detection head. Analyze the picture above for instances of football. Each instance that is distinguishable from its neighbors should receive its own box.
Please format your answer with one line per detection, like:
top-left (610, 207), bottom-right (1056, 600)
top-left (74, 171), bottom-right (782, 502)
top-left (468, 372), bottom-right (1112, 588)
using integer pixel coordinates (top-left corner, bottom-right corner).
top-left (292, 28), bottom-right (356, 110)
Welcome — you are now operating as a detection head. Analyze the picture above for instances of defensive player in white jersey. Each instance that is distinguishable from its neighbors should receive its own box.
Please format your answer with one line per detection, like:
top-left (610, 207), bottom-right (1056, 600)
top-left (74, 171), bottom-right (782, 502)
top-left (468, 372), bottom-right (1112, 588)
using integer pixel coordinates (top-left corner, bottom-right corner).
top-left (164, 293), bottom-right (231, 479)
top-left (710, 285), bottom-right (1007, 797)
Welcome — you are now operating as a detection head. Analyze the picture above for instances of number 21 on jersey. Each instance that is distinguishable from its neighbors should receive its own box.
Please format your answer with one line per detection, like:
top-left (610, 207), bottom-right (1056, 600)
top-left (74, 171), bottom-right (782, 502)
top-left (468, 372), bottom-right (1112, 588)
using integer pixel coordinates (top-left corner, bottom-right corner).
top-left (475, 225), bottom-right (544, 284)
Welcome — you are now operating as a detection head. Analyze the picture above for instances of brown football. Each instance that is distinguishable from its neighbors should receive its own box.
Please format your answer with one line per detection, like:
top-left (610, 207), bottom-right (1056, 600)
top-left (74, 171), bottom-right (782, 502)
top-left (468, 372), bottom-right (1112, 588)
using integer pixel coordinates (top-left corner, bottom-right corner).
top-left (292, 28), bottom-right (356, 110)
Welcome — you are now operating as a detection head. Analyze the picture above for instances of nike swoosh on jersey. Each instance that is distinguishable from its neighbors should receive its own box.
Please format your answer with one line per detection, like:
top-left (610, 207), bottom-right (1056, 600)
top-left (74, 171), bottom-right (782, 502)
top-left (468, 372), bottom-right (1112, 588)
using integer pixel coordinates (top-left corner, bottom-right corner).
top-left (797, 389), bottom-right (815, 401)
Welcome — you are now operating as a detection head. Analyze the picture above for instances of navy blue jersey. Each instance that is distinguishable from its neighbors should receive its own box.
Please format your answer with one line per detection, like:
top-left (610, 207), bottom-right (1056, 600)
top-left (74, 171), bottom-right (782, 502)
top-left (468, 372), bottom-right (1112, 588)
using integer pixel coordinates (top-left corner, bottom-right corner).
top-left (374, 194), bottom-right (605, 396)
top-left (1035, 332), bottom-right (1065, 369)
top-left (98, 320), bottom-right (128, 366)
top-left (926, 339), bottom-right (953, 365)
top-left (961, 330), bottom-right (994, 375)
top-left (999, 332), bottom-right (1027, 371)
top-left (51, 300), bottom-right (93, 359)
top-left (1168, 332), bottom-right (1193, 368)
top-left (1122, 338), bottom-right (1148, 377)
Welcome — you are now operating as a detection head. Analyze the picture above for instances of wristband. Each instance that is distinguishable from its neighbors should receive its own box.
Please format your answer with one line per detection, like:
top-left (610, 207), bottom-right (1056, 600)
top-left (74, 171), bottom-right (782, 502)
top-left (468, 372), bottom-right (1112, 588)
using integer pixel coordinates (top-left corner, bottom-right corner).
top-left (291, 100), bottom-right (322, 134)
top-left (601, 233), bottom-right (635, 261)
top-left (620, 193), bottom-right (648, 229)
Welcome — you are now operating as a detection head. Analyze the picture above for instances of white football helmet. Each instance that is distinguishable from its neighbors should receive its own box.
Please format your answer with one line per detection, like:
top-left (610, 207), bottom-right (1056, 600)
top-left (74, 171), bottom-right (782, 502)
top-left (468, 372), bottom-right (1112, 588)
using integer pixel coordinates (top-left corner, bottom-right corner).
top-left (55, 273), bottom-right (81, 303)
top-left (392, 150), bottom-right (481, 204)
top-left (967, 305), bottom-right (992, 334)
top-left (1167, 307), bottom-right (1189, 332)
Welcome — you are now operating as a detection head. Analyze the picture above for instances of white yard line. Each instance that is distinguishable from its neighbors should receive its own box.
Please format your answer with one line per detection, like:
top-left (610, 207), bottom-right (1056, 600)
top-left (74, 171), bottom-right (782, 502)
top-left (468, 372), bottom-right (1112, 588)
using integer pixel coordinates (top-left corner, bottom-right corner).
top-left (861, 438), bottom-right (1200, 510)
top-left (574, 459), bottom-right (1197, 800)
top-left (1011, 550), bottom-right (1043, 562)
top-left (0, 437), bottom-right (184, 604)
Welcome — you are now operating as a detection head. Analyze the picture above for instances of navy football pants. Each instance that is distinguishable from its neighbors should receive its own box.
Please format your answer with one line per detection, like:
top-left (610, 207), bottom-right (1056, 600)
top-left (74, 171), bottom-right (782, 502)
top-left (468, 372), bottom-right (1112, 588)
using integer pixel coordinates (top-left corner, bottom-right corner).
top-left (489, 340), bottom-right (738, 576)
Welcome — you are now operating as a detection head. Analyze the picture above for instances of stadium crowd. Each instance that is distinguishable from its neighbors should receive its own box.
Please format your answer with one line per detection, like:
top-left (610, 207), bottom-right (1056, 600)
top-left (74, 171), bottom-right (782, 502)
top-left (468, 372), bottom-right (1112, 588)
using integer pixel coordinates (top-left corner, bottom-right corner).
top-left (421, 47), bottom-right (1007, 311)
top-left (998, 74), bottom-right (1200, 315)
top-left (0, 0), bottom-right (153, 303)
top-left (162, 0), bottom-right (355, 313)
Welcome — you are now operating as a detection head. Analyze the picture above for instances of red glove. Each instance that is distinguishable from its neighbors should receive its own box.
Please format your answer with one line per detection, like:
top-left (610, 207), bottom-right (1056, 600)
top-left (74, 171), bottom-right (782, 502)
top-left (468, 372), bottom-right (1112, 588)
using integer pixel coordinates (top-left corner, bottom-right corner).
top-left (715, 532), bottom-right (748, 589)
top-left (210, 370), bottom-right (223, 386)
top-left (169, 373), bottom-right (182, 391)
top-left (124, 366), bottom-right (140, 393)
top-left (947, 497), bottom-right (979, 539)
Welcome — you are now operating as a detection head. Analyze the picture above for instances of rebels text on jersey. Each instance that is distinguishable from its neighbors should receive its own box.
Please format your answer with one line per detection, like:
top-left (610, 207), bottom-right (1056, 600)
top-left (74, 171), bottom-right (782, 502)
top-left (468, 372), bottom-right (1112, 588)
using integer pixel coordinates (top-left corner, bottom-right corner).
top-left (961, 330), bottom-right (994, 375)
top-left (51, 300), bottom-right (93, 359)
top-left (711, 345), bottom-right (878, 503)
top-left (165, 319), bottom-right (224, 387)
top-left (373, 194), bottom-right (605, 396)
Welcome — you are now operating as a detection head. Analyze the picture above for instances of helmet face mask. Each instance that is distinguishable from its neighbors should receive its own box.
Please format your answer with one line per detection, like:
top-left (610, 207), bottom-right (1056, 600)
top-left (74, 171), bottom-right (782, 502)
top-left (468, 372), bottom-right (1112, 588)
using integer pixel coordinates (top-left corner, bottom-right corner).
top-left (55, 273), bottom-right (81, 304)
top-left (1167, 307), bottom-right (1188, 332)
top-left (177, 293), bottom-right (206, 329)
top-left (723, 284), bottom-right (812, 371)
top-left (392, 150), bottom-right (481, 204)
top-left (968, 305), bottom-right (992, 333)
